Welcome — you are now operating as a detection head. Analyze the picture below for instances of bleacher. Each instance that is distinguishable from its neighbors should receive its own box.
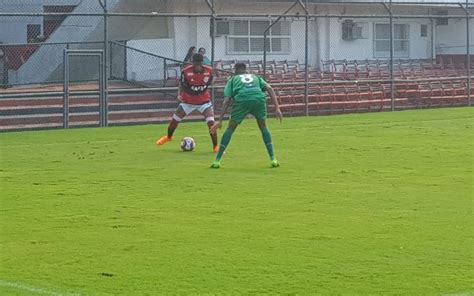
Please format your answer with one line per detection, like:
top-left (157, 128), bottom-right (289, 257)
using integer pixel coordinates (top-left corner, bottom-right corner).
top-left (213, 57), bottom-right (471, 79)
top-left (210, 58), bottom-right (472, 115)
top-left (0, 58), bottom-right (472, 132)
top-left (0, 82), bottom-right (182, 131)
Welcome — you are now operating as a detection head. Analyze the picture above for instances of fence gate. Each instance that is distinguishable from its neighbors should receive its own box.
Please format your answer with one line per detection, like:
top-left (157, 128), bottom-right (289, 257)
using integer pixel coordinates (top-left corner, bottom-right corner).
top-left (63, 49), bottom-right (106, 129)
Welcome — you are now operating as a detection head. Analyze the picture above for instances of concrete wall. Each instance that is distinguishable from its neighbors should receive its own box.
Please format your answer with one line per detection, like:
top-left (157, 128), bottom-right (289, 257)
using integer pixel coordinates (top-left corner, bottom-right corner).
top-left (321, 18), bottom-right (433, 61)
top-left (0, 0), bottom-right (43, 44)
top-left (6, 0), bottom-right (472, 84)
top-left (127, 39), bottom-right (175, 81)
top-left (163, 2), bottom-right (436, 68)
top-left (0, 0), bottom-right (83, 44)
top-left (168, 0), bottom-right (310, 63)
top-left (170, 15), bottom-right (432, 68)
top-left (172, 17), bottom-right (199, 61)
top-left (13, 0), bottom-right (117, 84)
top-left (435, 12), bottom-right (474, 55)
top-left (14, 0), bottom-right (174, 84)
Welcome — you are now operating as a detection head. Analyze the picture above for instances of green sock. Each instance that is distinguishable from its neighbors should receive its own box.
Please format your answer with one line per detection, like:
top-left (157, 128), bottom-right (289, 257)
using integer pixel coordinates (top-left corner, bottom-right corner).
top-left (216, 128), bottom-right (234, 161)
top-left (261, 127), bottom-right (275, 161)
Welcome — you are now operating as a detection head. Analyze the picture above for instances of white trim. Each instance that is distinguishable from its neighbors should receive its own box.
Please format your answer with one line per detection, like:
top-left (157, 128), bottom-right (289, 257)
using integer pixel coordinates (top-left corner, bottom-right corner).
top-left (172, 113), bottom-right (183, 122)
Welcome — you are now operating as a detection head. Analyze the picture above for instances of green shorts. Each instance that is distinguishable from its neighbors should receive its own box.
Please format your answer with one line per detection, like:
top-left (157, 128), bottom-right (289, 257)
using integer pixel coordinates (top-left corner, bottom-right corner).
top-left (230, 100), bottom-right (267, 124)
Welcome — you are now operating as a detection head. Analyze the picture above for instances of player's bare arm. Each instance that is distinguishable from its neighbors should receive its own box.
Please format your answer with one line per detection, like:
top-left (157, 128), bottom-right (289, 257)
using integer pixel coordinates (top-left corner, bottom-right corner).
top-left (265, 85), bottom-right (283, 123)
top-left (177, 80), bottom-right (183, 102)
top-left (210, 96), bottom-right (232, 134)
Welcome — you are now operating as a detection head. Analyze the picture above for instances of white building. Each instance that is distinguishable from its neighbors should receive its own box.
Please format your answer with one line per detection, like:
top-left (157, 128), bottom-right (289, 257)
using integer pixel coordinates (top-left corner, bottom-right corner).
top-left (0, 0), bottom-right (43, 44)
top-left (0, 0), bottom-right (472, 84)
top-left (0, 0), bottom-right (82, 44)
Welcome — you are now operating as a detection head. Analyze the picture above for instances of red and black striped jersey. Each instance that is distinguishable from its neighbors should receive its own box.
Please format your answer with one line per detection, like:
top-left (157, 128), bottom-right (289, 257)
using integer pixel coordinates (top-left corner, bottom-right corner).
top-left (180, 65), bottom-right (213, 105)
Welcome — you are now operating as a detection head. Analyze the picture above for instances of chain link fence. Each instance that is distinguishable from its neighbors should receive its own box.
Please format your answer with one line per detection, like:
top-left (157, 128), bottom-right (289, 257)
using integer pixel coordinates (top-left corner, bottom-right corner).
top-left (0, 0), bottom-right (472, 131)
top-left (0, 1), bottom-right (105, 87)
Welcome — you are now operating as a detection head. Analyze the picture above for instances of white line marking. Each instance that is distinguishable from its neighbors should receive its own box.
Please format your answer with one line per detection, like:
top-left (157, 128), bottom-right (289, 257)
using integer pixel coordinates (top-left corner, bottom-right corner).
top-left (0, 280), bottom-right (80, 296)
top-left (442, 292), bottom-right (474, 296)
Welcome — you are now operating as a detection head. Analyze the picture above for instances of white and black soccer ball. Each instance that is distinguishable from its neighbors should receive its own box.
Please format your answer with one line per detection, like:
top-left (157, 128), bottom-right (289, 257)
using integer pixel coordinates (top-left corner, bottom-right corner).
top-left (180, 137), bottom-right (196, 152)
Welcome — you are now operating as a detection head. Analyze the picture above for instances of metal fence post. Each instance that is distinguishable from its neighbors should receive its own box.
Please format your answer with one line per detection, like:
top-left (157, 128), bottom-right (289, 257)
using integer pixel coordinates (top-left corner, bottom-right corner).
top-left (100, 52), bottom-right (106, 127)
top-left (103, 0), bottom-right (109, 126)
top-left (459, 0), bottom-right (471, 106)
top-left (163, 59), bottom-right (167, 87)
top-left (63, 49), bottom-right (69, 129)
top-left (381, 1), bottom-right (394, 111)
top-left (0, 47), bottom-right (7, 89)
top-left (211, 11), bottom-right (216, 105)
top-left (263, 29), bottom-right (268, 79)
top-left (389, 0), bottom-right (394, 111)
top-left (430, 18), bottom-right (435, 60)
top-left (109, 41), bottom-right (113, 78)
top-left (263, 1), bottom-right (299, 79)
top-left (209, 0), bottom-right (215, 68)
top-left (467, 0), bottom-right (471, 106)
top-left (304, 0), bottom-right (309, 116)
top-left (124, 42), bottom-right (128, 81)
top-left (98, 52), bottom-right (102, 125)
top-left (205, 0), bottom-right (216, 104)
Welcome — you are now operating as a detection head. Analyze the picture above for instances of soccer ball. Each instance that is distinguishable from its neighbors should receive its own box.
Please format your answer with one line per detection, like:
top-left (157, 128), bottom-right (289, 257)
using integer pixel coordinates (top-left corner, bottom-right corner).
top-left (180, 137), bottom-right (196, 152)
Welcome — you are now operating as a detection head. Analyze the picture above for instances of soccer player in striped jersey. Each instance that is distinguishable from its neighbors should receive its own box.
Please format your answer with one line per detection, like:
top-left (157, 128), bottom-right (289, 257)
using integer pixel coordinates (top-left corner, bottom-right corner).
top-left (156, 53), bottom-right (218, 152)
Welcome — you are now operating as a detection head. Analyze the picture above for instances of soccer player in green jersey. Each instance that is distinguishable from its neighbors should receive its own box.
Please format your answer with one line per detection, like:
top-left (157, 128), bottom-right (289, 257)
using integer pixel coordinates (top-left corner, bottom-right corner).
top-left (209, 63), bottom-right (283, 168)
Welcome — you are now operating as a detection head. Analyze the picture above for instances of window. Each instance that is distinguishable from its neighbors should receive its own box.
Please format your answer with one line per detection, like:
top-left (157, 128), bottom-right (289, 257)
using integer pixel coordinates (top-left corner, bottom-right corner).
top-left (227, 20), bottom-right (291, 54)
top-left (374, 24), bottom-right (409, 58)
top-left (342, 20), bottom-right (366, 40)
top-left (420, 25), bottom-right (428, 37)
top-left (212, 19), bottom-right (229, 36)
top-left (435, 10), bottom-right (448, 26)
top-left (27, 24), bottom-right (41, 43)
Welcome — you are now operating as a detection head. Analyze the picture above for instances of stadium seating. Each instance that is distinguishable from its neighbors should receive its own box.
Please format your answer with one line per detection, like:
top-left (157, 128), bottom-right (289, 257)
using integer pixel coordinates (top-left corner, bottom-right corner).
top-left (0, 58), bottom-right (471, 131)
top-left (252, 58), bottom-right (471, 114)
top-left (213, 58), bottom-right (469, 84)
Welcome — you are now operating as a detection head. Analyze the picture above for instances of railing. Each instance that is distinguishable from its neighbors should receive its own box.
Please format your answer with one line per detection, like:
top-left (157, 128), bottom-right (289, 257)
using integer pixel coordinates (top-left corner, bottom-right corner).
top-left (0, 41), bottom-right (104, 87)
top-left (0, 0), bottom-right (471, 131)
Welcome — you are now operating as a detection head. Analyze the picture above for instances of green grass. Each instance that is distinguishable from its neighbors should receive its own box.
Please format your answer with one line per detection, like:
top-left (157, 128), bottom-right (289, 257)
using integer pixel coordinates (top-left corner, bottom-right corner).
top-left (1, 108), bottom-right (473, 295)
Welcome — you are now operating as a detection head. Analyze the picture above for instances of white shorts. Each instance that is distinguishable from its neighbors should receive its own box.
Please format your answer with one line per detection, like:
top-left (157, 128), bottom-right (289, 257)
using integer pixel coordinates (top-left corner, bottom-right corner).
top-left (180, 102), bottom-right (213, 115)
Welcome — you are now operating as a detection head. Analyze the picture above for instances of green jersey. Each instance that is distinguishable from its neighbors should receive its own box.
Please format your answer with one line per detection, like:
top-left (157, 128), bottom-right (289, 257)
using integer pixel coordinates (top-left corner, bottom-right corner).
top-left (203, 56), bottom-right (211, 66)
top-left (223, 74), bottom-right (268, 102)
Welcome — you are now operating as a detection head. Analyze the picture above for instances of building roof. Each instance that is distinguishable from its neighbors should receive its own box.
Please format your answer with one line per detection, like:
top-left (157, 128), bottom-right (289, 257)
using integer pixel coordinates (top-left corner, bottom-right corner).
top-left (227, 0), bottom-right (469, 4)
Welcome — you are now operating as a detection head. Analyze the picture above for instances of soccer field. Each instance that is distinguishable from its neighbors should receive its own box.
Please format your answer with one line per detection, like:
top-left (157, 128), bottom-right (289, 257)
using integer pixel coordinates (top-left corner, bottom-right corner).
top-left (1, 108), bottom-right (473, 295)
